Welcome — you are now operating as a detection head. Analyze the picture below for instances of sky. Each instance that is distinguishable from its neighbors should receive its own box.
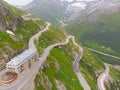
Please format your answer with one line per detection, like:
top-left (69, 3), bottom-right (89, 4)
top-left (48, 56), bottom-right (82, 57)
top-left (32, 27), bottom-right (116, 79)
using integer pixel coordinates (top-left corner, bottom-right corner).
top-left (4, 0), bottom-right (33, 6)
top-left (4, 0), bottom-right (97, 6)
top-left (60, 0), bottom-right (96, 2)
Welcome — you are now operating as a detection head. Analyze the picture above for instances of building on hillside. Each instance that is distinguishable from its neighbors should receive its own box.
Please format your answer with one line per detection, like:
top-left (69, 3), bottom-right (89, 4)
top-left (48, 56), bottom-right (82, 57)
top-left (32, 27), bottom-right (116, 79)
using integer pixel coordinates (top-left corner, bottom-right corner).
top-left (6, 49), bottom-right (38, 73)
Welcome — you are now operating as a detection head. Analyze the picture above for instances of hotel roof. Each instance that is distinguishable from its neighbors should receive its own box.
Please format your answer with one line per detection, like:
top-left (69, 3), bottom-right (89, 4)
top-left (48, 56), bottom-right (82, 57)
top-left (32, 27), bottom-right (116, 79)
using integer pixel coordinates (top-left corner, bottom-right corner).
top-left (6, 49), bottom-right (37, 68)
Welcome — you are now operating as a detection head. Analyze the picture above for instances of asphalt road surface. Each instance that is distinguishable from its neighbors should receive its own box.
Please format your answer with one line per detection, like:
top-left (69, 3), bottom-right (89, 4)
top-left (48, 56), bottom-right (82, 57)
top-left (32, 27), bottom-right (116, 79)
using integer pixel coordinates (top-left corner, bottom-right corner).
top-left (86, 47), bottom-right (110, 90)
top-left (97, 63), bottom-right (109, 90)
top-left (0, 35), bottom-right (74, 90)
top-left (0, 17), bottom-right (91, 90)
top-left (86, 47), bottom-right (120, 60)
top-left (72, 37), bottom-right (91, 90)
top-left (0, 21), bottom-right (50, 90)
top-left (28, 22), bottom-right (50, 49)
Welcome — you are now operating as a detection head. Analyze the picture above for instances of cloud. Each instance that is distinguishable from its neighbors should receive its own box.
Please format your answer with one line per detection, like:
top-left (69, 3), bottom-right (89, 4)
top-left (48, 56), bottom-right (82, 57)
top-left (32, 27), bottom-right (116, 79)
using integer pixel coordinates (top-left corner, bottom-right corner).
top-left (4, 0), bottom-right (33, 6)
top-left (4, 0), bottom-right (97, 6)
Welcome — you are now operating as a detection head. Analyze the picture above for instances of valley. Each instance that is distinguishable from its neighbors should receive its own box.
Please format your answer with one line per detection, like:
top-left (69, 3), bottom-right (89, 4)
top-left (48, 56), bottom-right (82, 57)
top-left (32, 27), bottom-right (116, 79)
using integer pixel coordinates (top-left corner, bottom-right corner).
top-left (0, 0), bottom-right (120, 90)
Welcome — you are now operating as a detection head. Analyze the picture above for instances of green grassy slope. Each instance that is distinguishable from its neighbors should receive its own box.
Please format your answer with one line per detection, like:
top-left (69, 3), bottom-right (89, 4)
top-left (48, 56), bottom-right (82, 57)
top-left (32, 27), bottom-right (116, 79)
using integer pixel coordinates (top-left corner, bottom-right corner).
top-left (0, 0), bottom-right (46, 70)
top-left (81, 47), bottom-right (120, 89)
top-left (35, 40), bottom-right (83, 90)
top-left (35, 33), bottom-right (112, 90)
top-left (105, 67), bottom-right (120, 90)
top-left (37, 25), bottom-right (66, 54)
top-left (66, 12), bottom-right (120, 57)
top-left (95, 53), bottom-right (120, 65)
top-left (35, 24), bottom-right (107, 89)
top-left (25, 0), bottom-right (65, 26)
top-left (79, 48), bottom-right (105, 90)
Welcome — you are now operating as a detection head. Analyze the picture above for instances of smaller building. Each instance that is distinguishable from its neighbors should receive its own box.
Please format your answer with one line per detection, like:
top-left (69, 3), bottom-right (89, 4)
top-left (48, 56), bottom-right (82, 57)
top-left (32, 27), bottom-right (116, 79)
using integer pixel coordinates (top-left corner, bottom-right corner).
top-left (6, 49), bottom-right (38, 73)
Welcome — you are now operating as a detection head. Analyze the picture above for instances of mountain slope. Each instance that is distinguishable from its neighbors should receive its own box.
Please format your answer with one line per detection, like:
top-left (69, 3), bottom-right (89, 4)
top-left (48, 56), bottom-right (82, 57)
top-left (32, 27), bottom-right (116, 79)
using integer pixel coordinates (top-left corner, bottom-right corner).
top-left (0, 0), bottom-right (46, 70)
top-left (34, 27), bottom-right (120, 90)
top-left (22, 0), bottom-right (101, 26)
top-left (22, 0), bottom-right (67, 26)
top-left (79, 48), bottom-right (105, 90)
top-left (1, 0), bottom-right (120, 90)
top-left (34, 30), bottom-right (104, 90)
top-left (66, 0), bottom-right (120, 57)
top-left (66, 12), bottom-right (120, 56)
top-left (105, 67), bottom-right (120, 90)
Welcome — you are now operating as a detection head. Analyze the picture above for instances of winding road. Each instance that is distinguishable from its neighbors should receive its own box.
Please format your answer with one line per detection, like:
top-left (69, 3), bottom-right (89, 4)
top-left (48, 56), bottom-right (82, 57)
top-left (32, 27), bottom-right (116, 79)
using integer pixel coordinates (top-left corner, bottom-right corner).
top-left (0, 38), bottom-right (70, 90)
top-left (0, 14), bottom-right (91, 90)
top-left (28, 22), bottom-right (50, 49)
top-left (22, 14), bottom-right (91, 90)
top-left (73, 52), bottom-right (91, 90)
top-left (18, 36), bottom-right (77, 90)
top-left (86, 47), bottom-right (111, 90)
top-left (86, 47), bottom-right (120, 60)
top-left (0, 21), bottom-right (51, 90)
top-left (71, 37), bottom-right (91, 90)
top-left (0, 20), bottom-right (89, 90)
top-left (97, 63), bottom-right (109, 90)
top-left (0, 22), bottom-right (69, 90)
top-left (22, 13), bottom-right (40, 21)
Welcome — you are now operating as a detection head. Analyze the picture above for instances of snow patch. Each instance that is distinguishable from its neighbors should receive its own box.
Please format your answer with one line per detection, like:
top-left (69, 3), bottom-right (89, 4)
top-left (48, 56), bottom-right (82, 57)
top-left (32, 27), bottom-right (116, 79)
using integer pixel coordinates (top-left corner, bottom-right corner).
top-left (71, 2), bottom-right (87, 9)
top-left (59, 0), bottom-right (74, 2)
top-left (76, 0), bottom-right (97, 1)
top-left (60, 0), bottom-right (97, 2)
top-left (6, 30), bottom-right (15, 35)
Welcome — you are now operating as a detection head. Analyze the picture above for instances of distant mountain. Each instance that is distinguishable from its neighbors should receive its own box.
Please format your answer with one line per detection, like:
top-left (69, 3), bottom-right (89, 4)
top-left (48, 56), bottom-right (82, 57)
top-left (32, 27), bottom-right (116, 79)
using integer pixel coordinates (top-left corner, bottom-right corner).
top-left (1, 0), bottom-right (120, 90)
top-left (21, 0), bottom-right (101, 26)
top-left (66, 0), bottom-right (120, 56)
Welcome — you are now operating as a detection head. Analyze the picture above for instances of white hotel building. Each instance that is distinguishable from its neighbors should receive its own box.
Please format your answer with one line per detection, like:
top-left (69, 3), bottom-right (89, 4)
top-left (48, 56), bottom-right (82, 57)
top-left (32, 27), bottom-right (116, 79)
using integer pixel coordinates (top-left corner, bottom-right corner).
top-left (6, 49), bottom-right (38, 73)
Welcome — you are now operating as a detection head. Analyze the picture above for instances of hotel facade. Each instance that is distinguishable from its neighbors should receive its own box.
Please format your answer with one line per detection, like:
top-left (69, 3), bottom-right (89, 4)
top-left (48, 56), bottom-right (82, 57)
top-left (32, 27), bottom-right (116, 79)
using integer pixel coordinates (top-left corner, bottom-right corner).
top-left (6, 49), bottom-right (39, 73)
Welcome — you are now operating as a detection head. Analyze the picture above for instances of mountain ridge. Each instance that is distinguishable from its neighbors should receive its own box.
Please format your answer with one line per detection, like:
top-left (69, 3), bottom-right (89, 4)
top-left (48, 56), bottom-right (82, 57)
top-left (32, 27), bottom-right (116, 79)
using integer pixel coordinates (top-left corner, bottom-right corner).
top-left (1, 0), bottom-right (120, 90)
top-left (21, 0), bottom-right (102, 26)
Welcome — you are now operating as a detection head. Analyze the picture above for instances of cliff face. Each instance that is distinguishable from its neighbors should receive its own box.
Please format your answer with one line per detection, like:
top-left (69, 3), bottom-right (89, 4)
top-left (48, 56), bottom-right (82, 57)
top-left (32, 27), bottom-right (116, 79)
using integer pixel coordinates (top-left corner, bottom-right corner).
top-left (0, 5), bottom-right (10, 16)
top-left (0, 5), bottom-right (9, 31)
top-left (0, 2), bottom-right (22, 32)
top-left (0, 1), bottom-right (44, 70)
top-left (0, 4), bottom-right (23, 68)
top-left (0, 17), bottom-right (6, 32)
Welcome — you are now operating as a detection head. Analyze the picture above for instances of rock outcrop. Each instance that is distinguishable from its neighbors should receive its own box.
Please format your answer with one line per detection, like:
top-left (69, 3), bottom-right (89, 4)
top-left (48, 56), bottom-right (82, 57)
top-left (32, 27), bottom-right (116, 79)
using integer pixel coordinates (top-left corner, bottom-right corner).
top-left (0, 5), bottom-right (10, 16)
top-left (0, 17), bottom-right (6, 32)
top-left (0, 4), bottom-right (22, 32)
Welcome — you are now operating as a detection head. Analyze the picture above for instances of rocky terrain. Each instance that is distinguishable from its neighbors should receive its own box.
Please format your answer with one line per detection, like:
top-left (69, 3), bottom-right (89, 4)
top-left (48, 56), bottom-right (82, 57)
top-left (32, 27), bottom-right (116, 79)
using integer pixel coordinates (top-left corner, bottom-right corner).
top-left (66, 0), bottom-right (120, 56)
top-left (22, 0), bottom-right (120, 27)
top-left (1, 0), bottom-right (120, 90)
top-left (0, 0), bottom-right (46, 70)
top-left (21, 0), bottom-right (102, 26)
top-left (0, 2), bottom-right (22, 32)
